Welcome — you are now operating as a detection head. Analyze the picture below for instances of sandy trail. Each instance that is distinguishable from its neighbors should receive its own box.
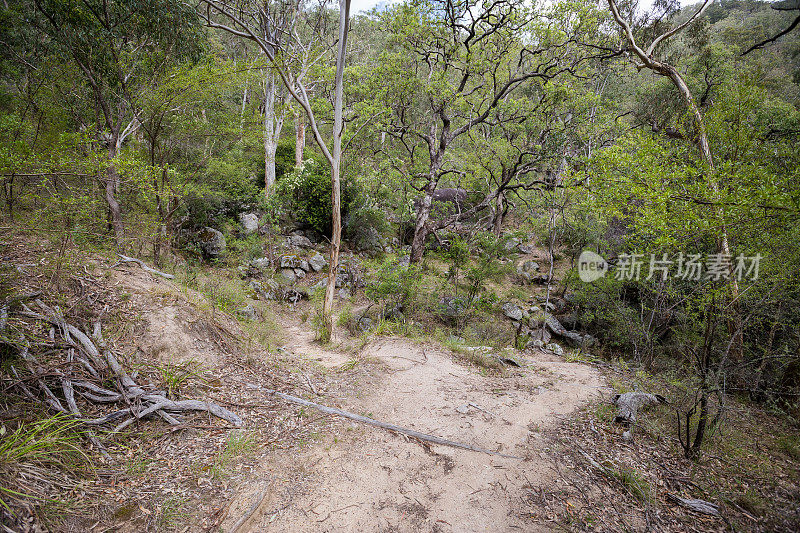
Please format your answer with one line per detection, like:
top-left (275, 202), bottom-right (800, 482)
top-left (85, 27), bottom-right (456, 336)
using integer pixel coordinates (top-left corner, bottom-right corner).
top-left (236, 333), bottom-right (606, 532)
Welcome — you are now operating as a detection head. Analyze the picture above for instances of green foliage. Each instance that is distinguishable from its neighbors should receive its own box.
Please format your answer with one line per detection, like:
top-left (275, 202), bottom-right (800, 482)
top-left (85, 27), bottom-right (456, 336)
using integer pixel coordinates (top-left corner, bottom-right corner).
top-left (0, 415), bottom-right (89, 513)
top-left (270, 158), bottom-right (335, 235)
top-left (366, 257), bottom-right (422, 315)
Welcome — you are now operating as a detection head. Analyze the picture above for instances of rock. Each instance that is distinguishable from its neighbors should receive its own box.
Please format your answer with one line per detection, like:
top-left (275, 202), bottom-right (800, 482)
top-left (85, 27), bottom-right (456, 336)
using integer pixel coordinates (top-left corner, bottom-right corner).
top-left (545, 342), bottom-right (564, 356)
top-left (308, 252), bottom-right (327, 272)
top-left (353, 226), bottom-right (385, 255)
top-left (239, 213), bottom-right (259, 234)
top-left (337, 288), bottom-right (351, 299)
top-left (502, 302), bottom-right (524, 321)
top-left (293, 268), bottom-right (306, 279)
top-left (544, 312), bottom-right (568, 336)
top-left (518, 260), bottom-right (540, 275)
top-left (527, 310), bottom-right (546, 329)
top-left (304, 229), bottom-right (323, 244)
top-left (517, 243), bottom-right (535, 254)
top-left (298, 260), bottom-right (310, 272)
top-left (237, 304), bottom-right (258, 321)
top-left (357, 316), bottom-right (374, 332)
top-left (279, 268), bottom-right (297, 283)
top-left (196, 227), bottom-right (226, 259)
top-left (517, 260), bottom-right (542, 283)
top-left (249, 279), bottom-right (278, 300)
top-left (279, 255), bottom-right (298, 269)
top-left (563, 331), bottom-right (596, 349)
top-left (530, 339), bottom-right (545, 349)
top-left (310, 278), bottom-right (327, 293)
top-left (504, 237), bottom-right (521, 252)
top-left (288, 234), bottom-right (314, 249)
top-left (455, 404), bottom-right (470, 414)
top-left (439, 296), bottom-right (468, 318)
top-left (398, 254), bottom-right (411, 267)
top-left (528, 327), bottom-right (551, 345)
top-left (250, 257), bottom-right (272, 272)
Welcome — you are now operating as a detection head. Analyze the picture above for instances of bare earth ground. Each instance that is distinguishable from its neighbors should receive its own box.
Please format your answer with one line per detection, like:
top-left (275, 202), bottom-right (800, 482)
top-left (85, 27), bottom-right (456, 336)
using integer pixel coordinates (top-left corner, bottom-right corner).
top-left (221, 326), bottom-right (608, 532)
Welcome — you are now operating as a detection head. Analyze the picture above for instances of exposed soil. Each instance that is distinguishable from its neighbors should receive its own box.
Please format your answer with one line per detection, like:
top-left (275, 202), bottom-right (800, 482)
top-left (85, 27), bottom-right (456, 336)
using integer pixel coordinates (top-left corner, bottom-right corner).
top-left (221, 327), bottom-right (608, 532)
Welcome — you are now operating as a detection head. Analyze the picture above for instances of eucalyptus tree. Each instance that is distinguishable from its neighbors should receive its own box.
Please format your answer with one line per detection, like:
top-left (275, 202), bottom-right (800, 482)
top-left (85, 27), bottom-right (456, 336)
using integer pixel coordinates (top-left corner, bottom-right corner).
top-left (376, 0), bottom-right (602, 263)
top-left (29, 0), bottom-right (200, 245)
top-left (200, 0), bottom-right (352, 339)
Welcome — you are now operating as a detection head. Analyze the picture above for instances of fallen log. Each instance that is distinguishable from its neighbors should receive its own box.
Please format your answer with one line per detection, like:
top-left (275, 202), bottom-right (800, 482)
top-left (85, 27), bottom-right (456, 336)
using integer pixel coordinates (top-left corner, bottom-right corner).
top-left (612, 392), bottom-right (666, 426)
top-left (115, 254), bottom-right (174, 279)
top-left (263, 389), bottom-right (520, 459)
top-left (666, 493), bottom-right (720, 516)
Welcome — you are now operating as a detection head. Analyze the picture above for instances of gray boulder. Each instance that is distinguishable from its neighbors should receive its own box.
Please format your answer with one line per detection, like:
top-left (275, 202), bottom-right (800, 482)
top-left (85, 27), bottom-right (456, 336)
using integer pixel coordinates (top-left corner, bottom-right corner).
top-left (279, 268), bottom-right (297, 283)
top-left (250, 257), bottom-right (272, 272)
top-left (239, 213), bottom-right (259, 234)
top-left (249, 279), bottom-right (278, 301)
top-left (237, 304), bottom-right (258, 320)
top-left (308, 252), bottom-right (327, 272)
top-left (439, 296), bottom-right (468, 318)
top-left (298, 259), bottom-right (310, 272)
top-left (288, 235), bottom-right (314, 249)
top-left (337, 288), bottom-right (351, 300)
top-left (545, 342), bottom-right (565, 356)
top-left (293, 268), bottom-right (306, 279)
top-left (357, 316), bottom-right (375, 332)
top-left (518, 243), bottom-right (535, 254)
top-left (504, 237), bottom-right (521, 252)
top-left (502, 302), bottom-right (524, 322)
top-left (517, 260), bottom-right (540, 279)
top-left (197, 227), bottom-right (226, 258)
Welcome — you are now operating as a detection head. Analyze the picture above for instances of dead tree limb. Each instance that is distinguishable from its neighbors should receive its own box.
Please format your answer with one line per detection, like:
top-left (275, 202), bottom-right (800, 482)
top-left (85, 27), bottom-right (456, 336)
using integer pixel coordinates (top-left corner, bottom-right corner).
top-left (115, 254), bottom-right (174, 279)
top-left (264, 389), bottom-right (521, 459)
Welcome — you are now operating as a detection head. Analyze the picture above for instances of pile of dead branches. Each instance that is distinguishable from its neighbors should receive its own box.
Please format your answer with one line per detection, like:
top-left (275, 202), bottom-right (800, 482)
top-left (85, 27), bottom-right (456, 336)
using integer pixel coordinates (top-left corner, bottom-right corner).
top-left (2, 298), bottom-right (242, 455)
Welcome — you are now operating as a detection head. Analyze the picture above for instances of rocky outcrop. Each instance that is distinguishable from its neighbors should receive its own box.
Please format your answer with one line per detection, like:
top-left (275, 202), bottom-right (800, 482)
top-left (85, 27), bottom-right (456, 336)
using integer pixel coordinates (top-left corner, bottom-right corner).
top-left (502, 301), bottom-right (596, 351)
top-left (196, 227), bottom-right (226, 259)
top-left (239, 213), bottom-right (259, 234)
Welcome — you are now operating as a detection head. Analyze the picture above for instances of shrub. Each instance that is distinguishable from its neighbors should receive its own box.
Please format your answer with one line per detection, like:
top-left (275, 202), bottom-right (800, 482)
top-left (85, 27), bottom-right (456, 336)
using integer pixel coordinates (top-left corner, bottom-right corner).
top-left (366, 257), bottom-right (422, 315)
top-left (270, 158), bottom-right (341, 236)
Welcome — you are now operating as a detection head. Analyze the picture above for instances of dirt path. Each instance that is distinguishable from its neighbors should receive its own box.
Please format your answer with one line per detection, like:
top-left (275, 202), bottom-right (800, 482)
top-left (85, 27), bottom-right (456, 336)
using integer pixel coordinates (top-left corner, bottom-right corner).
top-left (230, 330), bottom-right (607, 532)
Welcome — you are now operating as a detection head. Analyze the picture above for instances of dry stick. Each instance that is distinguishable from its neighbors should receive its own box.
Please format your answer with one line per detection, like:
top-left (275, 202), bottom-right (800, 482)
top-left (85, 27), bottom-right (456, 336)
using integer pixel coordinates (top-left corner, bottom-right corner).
top-left (228, 487), bottom-right (270, 533)
top-left (263, 390), bottom-right (521, 459)
top-left (115, 253), bottom-right (174, 279)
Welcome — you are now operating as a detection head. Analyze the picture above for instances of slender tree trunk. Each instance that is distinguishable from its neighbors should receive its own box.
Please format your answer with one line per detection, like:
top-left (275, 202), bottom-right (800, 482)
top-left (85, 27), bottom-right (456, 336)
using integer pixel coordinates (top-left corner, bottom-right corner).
top-left (410, 187), bottom-right (434, 264)
top-left (294, 106), bottom-right (305, 167)
top-left (492, 191), bottom-right (505, 236)
top-left (105, 142), bottom-right (124, 245)
top-left (264, 72), bottom-right (277, 196)
top-left (321, 0), bottom-right (351, 340)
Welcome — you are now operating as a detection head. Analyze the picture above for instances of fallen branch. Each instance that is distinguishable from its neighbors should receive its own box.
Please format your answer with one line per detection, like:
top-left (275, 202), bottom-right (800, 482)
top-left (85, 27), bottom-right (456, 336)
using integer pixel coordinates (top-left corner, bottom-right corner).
top-left (666, 493), bottom-right (720, 516)
top-left (10, 307), bottom-right (243, 437)
top-left (264, 389), bottom-right (520, 459)
top-left (612, 392), bottom-right (666, 427)
top-left (115, 254), bottom-right (174, 279)
top-left (228, 486), bottom-right (271, 533)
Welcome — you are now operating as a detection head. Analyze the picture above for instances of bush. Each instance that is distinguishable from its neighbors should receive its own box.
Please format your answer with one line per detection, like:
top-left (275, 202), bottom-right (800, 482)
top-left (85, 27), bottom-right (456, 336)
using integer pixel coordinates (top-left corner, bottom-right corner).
top-left (270, 158), bottom-right (339, 236)
top-left (365, 257), bottom-right (422, 315)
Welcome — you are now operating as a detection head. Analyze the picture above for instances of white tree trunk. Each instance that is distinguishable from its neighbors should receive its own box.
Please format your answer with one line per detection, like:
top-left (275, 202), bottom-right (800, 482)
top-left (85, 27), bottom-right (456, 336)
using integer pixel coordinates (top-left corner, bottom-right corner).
top-left (321, 0), bottom-right (351, 339)
top-left (294, 106), bottom-right (305, 167)
top-left (263, 70), bottom-right (285, 197)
